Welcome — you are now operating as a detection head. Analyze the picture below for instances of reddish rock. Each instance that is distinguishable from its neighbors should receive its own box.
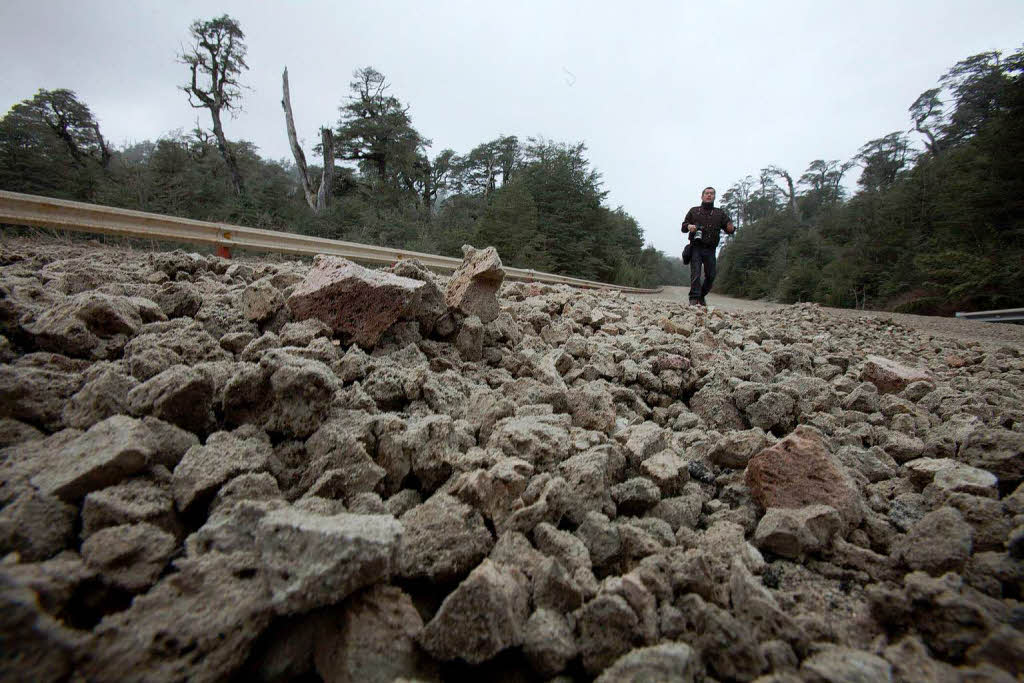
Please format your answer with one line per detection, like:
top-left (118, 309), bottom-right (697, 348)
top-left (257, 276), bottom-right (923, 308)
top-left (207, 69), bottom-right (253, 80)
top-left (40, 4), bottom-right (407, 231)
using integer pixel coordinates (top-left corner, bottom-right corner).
top-left (286, 255), bottom-right (424, 348)
top-left (744, 426), bottom-right (864, 529)
top-left (445, 245), bottom-right (505, 324)
top-left (860, 355), bottom-right (932, 394)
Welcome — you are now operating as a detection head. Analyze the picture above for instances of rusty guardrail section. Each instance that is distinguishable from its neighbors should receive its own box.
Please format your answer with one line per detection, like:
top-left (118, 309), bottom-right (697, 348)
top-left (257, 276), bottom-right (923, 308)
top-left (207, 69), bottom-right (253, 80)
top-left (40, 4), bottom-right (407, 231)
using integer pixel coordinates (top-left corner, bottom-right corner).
top-left (0, 190), bottom-right (662, 294)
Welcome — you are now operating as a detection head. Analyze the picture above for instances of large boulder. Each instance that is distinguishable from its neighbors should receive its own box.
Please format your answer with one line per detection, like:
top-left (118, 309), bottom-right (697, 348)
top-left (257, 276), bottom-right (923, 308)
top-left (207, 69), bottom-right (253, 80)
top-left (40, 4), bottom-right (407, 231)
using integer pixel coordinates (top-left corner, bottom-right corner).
top-left (287, 255), bottom-right (423, 348)
top-left (444, 245), bottom-right (505, 324)
top-left (745, 425), bottom-right (864, 530)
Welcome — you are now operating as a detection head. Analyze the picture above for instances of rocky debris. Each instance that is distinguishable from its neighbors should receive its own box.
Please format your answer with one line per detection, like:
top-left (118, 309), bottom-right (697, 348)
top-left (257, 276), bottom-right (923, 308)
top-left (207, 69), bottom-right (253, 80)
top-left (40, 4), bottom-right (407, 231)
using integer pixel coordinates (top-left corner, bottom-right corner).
top-left (287, 255), bottom-right (425, 348)
top-left (445, 245), bottom-right (505, 323)
top-left (2, 240), bottom-right (1024, 681)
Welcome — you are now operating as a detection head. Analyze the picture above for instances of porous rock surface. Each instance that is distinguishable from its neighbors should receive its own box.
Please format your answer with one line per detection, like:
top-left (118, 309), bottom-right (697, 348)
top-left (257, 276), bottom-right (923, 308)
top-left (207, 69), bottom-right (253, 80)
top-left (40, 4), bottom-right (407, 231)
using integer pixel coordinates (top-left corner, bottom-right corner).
top-left (1, 237), bottom-right (1023, 682)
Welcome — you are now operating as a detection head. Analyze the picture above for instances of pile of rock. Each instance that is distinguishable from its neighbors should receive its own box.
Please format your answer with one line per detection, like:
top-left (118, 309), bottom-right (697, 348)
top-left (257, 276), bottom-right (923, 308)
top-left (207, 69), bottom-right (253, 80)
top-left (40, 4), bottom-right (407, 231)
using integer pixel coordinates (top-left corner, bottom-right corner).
top-left (1, 237), bottom-right (1022, 682)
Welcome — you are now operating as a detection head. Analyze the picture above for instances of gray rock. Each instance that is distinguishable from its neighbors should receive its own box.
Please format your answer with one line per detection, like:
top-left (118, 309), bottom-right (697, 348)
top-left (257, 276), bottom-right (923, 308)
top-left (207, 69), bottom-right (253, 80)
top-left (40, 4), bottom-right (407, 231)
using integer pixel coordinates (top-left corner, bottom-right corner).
top-left (639, 451), bottom-right (690, 496)
top-left (896, 507), bottom-right (973, 574)
top-left (709, 428), bottom-right (772, 469)
top-left (445, 245), bottom-right (505, 324)
top-left (172, 425), bottom-right (276, 513)
top-left (235, 276), bottom-right (284, 323)
top-left (577, 593), bottom-right (640, 674)
top-left (258, 507), bottom-right (402, 615)
top-left (611, 477), bottom-right (662, 516)
top-left (522, 608), bottom-right (577, 677)
top-left (313, 584), bottom-right (435, 683)
top-left (398, 492), bottom-right (493, 582)
top-left (533, 556), bottom-right (584, 612)
top-left (595, 643), bottom-right (698, 683)
top-left (31, 415), bottom-right (157, 503)
top-left (0, 489), bottom-right (77, 561)
top-left (0, 572), bottom-right (82, 682)
top-left (127, 364), bottom-right (215, 434)
top-left (223, 350), bottom-right (340, 438)
top-left (62, 365), bottom-right (139, 429)
top-left (123, 318), bottom-right (229, 381)
top-left (81, 522), bottom-right (176, 592)
top-left (800, 645), bottom-right (893, 683)
top-left (454, 315), bottom-right (483, 360)
top-left (753, 505), bottom-right (841, 560)
top-left (568, 381), bottom-right (617, 433)
top-left (81, 551), bottom-right (273, 683)
top-left (576, 512), bottom-right (622, 570)
top-left (24, 292), bottom-right (148, 359)
top-left (418, 559), bottom-right (529, 664)
top-left (81, 478), bottom-right (178, 539)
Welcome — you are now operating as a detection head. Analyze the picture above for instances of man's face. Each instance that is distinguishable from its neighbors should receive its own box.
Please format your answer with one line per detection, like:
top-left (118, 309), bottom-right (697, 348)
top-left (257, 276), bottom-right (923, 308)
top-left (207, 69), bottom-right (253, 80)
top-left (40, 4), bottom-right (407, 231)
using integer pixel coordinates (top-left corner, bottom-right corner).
top-left (702, 189), bottom-right (715, 203)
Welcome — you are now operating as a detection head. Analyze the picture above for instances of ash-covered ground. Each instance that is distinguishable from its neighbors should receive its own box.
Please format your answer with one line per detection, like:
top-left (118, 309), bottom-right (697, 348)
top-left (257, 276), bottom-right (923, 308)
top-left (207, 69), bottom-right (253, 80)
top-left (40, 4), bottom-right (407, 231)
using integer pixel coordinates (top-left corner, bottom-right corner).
top-left (1, 237), bottom-right (1022, 682)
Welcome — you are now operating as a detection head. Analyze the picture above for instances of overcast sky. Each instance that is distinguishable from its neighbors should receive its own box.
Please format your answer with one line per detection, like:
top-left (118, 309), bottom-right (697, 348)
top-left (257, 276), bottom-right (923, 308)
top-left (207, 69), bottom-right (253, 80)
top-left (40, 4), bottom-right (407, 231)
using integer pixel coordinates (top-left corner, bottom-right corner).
top-left (2, 0), bottom-right (1022, 256)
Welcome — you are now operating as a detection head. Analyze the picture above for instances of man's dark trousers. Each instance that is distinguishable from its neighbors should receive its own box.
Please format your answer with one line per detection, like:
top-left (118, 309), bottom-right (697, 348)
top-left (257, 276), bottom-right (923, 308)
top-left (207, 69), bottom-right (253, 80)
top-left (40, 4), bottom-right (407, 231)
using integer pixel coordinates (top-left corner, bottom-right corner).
top-left (688, 244), bottom-right (717, 305)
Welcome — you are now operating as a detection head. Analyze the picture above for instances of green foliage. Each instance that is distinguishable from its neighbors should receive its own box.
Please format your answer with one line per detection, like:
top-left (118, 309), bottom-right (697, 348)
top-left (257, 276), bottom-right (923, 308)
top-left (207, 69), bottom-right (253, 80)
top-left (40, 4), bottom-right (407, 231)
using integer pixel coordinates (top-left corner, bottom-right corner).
top-left (0, 19), bottom-right (689, 288)
top-left (717, 46), bottom-right (1024, 314)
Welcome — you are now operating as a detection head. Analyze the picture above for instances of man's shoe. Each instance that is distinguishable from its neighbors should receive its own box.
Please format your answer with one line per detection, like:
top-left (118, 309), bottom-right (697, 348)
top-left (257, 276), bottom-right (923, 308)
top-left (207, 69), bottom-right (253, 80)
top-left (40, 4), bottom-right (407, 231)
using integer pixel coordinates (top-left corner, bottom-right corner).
top-left (698, 297), bottom-right (707, 307)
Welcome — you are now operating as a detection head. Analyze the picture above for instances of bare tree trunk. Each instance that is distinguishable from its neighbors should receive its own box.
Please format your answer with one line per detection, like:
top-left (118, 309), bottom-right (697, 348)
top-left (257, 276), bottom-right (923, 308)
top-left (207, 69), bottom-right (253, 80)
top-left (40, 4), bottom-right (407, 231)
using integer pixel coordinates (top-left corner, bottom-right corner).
top-left (282, 68), bottom-right (317, 210)
top-left (92, 122), bottom-right (111, 170)
top-left (316, 127), bottom-right (334, 212)
top-left (210, 108), bottom-right (244, 195)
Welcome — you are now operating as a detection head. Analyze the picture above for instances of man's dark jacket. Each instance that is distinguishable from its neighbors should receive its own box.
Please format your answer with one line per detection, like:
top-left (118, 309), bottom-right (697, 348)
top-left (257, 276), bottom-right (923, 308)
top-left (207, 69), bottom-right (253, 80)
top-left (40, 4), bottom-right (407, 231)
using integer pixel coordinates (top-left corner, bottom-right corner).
top-left (681, 205), bottom-right (732, 249)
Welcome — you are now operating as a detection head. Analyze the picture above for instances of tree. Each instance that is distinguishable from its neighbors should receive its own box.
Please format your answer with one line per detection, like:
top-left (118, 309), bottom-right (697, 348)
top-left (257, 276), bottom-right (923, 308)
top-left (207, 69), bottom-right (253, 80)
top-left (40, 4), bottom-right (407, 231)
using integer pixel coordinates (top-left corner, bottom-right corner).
top-left (180, 14), bottom-right (249, 195)
top-left (335, 67), bottom-right (428, 188)
top-left (281, 67), bottom-right (334, 214)
top-left (799, 159), bottom-right (854, 209)
top-left (0, 89), bottom-right (109, 198)
top-left (909, 88), bottom-right (944, 156)
top-left (855, 132), bottom-right (909, 192)
top-left (763, 166), bottom-right (800, 221)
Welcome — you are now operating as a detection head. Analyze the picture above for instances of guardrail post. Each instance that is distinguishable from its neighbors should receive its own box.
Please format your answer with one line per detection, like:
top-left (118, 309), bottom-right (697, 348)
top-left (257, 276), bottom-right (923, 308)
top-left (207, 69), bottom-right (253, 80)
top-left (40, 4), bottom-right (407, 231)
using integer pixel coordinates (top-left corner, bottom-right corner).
top-left (217, 246), bottom-right (231, 259)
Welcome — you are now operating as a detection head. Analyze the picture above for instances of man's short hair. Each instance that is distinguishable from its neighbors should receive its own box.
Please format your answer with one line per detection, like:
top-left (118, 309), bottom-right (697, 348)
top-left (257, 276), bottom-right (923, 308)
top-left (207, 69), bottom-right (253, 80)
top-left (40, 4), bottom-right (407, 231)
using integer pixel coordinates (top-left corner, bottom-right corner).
top-left (703, 186), bottom-right (715, 194)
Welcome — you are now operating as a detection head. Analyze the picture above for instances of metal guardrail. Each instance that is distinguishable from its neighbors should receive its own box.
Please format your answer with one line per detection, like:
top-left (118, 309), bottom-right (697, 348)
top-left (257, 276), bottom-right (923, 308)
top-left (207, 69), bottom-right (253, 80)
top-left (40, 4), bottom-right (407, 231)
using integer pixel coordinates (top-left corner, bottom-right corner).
top-left (955, 307), bottom-right (1024, 323)
top-left (0, 191), bottom-right (662, 294)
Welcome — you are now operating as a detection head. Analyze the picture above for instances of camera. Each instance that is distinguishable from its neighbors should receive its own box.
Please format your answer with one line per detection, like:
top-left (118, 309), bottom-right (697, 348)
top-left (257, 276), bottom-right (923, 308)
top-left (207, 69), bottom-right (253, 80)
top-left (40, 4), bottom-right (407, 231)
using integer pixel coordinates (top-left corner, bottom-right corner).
top-left (693, 227), bottom-right (704, 243)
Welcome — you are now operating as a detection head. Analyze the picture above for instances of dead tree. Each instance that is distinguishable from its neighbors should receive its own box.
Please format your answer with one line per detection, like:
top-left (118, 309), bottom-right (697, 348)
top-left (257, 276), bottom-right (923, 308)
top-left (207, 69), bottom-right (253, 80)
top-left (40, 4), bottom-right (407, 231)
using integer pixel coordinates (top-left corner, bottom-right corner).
top-left (281, 67), bottom-right (334, 214)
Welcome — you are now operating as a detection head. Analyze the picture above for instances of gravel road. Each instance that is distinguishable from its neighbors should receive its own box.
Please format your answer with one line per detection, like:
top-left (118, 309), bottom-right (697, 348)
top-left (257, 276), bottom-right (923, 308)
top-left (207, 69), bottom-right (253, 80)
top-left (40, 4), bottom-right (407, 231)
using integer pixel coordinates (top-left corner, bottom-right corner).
top-left (630, 286), bottom-right (1024, 348)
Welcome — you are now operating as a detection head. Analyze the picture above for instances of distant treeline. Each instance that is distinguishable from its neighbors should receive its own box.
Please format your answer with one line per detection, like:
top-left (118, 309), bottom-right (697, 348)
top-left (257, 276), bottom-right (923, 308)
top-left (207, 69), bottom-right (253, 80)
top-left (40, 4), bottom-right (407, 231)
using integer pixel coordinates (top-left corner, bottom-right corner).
top-left (715, 47), bottom-right (1024, 315)
top-left (0, 15), bottom-right (685, 288)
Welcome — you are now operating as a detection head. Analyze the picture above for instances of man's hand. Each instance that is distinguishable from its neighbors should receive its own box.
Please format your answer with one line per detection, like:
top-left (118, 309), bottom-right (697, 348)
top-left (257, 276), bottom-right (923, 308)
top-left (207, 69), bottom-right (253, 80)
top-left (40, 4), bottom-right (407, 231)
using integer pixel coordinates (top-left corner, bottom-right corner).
top-left (688, 224), bottom-right (697, 234)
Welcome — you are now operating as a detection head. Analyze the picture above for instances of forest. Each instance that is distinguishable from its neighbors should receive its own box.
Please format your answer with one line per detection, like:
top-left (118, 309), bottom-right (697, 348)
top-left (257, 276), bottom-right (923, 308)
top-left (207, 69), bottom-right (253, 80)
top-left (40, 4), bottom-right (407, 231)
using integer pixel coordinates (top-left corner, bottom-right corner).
top-left (715, 46), bottom-right (1024, 315)
top-left (0, 15), bottom-right (685, 289)
top-left (1, 15), bottom-right (1020, 311)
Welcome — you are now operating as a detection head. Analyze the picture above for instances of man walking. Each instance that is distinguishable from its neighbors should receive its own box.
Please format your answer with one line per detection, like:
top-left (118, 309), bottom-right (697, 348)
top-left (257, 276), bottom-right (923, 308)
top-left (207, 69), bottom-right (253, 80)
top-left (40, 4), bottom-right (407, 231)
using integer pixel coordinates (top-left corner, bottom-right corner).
top-left (682, 186), bottom-right (735, 306)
